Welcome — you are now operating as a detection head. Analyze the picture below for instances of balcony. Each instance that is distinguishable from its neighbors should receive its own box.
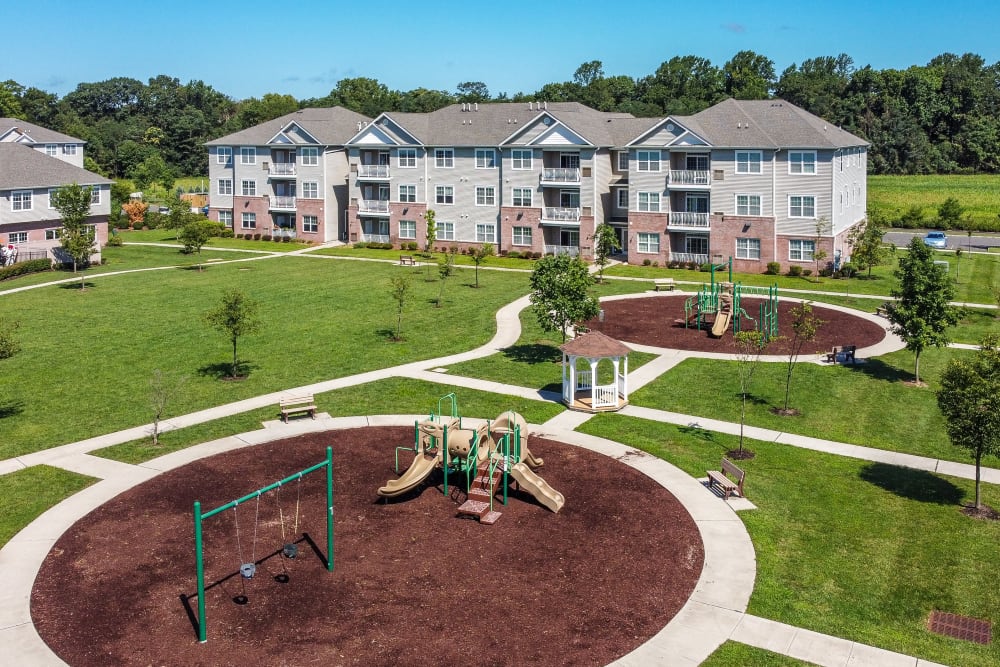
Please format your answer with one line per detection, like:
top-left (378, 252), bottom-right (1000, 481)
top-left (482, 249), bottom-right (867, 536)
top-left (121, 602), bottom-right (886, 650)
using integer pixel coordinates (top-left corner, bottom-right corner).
top-left (269, 196), bottom-right (296, 211)
top-left (540, 168), bottom-right (581, 186)
top-left (359, 233), bottom-right (390, 244)
top-left (268, 163), bottom-right (296, 178)
top-left (541, 207), bottom-right (581, 224)
top-left (667, 212), bottom-right (710, 230)
top-left (543, 244), bottom-right (580, 257)
top-left (271, 227), bottom-right (296, 239)
top-left (358, 200), bottom-right (390, 216)
top-left (357, 164), bottom-right (391, 180)
top-left (668, 170), bottom-right (710, 188)
top-left (670, 252), bottom-right (709, 264)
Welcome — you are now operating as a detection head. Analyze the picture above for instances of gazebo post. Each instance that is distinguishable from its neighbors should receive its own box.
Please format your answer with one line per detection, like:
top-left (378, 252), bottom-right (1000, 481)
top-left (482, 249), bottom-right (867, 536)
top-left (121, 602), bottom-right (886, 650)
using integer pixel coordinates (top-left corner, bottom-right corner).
top-left (589, 357), bottom-right (598, 408)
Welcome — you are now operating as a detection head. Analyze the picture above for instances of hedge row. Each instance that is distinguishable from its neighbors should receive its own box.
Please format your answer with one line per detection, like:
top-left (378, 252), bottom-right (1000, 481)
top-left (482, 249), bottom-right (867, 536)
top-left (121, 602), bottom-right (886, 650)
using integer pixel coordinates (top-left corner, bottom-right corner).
top-left (0, 258), bottom-right (51, 282)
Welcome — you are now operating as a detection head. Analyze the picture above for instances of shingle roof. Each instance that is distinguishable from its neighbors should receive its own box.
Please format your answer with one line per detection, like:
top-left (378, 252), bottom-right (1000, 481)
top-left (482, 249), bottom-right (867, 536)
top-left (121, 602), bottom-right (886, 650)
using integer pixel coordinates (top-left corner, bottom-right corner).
top-left (0, 143), bottom-right (112, 190)
top-left (559, 330), bottom-right (631, 357)
top-left (0, 118), bottom-right (84, 145)
top-left (205, 107), bottom-right (372, 146)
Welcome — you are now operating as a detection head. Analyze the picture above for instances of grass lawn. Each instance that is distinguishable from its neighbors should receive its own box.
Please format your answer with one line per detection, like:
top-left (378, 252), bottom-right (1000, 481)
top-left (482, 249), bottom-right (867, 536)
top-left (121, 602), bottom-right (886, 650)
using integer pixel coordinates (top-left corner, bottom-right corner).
top-left (116, 228), bottom-right (306, 253)
top-left (0, 465), bottom-right (96, 547)
top-left (703, 642), bottom-right (810, 666)
top-left (578, 414), bottom-right (1000, 667)
top-left (869, 174), bottom-right (1000, 228)
top-left (312, 244), bottom-right (542, 271)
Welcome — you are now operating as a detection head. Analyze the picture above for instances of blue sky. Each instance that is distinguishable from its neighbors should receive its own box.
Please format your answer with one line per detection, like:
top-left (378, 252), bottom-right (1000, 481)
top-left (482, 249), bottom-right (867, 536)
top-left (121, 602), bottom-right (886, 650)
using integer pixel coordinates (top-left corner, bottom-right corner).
top-left (3, 0), bottom-right (998, 101)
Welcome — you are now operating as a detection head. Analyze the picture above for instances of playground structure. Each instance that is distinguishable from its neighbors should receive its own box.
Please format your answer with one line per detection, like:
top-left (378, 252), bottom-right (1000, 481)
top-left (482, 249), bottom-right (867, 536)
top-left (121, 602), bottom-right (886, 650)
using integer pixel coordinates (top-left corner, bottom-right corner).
top-left (675, 256), bottom-right (779, 342)
top-left (377, 394), bottom-right (564, 524)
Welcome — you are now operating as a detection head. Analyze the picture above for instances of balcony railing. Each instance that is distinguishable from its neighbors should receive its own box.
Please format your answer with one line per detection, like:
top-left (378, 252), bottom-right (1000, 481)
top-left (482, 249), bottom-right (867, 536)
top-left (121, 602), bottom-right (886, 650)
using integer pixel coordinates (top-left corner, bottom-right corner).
top-left (667, 212), bottom-right (710, 229)
top-left (357, 164), bottom-right (390, 179)
top-left (668, 170), bottom-right (710, 186)
top-left (541, 207), bottom-right (581, 223)
top-left (268, 163), bottom-right (296, 177)
top-left (543, 244), bottom-right (580, 256)
top-left (670, 252), bottom-right (709, 265)
top-left (271, 227), bottom-right (296, 239)
top-left (358, 199), bottom-right (390, 215)
top-left (269, 196), bottom-right (296, 210)
top-left (540, 168), bottom-right (581, 185)
top-left (360, 233), bottom-right (390, 244)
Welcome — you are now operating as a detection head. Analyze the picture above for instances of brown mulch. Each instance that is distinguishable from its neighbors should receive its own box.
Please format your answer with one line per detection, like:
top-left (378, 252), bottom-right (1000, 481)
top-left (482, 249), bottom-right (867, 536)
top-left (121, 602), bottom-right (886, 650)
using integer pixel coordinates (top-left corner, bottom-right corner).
top-left (32, 427), bottom-right (704, 667)
top-left (588, 296), bottom-right (887, 355)
top-left (962, 503), bottom-right (1000, 520)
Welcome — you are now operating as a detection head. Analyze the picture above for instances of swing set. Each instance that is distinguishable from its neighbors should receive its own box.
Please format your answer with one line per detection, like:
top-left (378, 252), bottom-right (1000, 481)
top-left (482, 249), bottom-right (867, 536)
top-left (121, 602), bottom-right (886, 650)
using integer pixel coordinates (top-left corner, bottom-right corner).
top-left (192, 446), bottom-right (334, 643)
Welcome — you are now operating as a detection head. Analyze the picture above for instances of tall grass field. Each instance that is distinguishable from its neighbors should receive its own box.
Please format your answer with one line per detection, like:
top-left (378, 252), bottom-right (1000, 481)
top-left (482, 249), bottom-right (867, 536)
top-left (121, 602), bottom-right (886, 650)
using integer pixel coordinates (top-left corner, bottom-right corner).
top-left (869, 174), bottom-right (1000, 230)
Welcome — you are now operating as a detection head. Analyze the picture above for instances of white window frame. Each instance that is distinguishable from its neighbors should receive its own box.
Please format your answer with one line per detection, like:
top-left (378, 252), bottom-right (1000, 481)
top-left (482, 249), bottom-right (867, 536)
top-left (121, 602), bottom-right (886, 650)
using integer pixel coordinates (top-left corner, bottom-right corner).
top-left (475, 186), bottom-right (496, 206)
top-left (636, 150), bottom-right (661, 172)
top-left (399, 220), bottom-right (416, 239)
top-left (62, 144), bottom-right (78, 156)
top-left (788, 195), bottom-right (816, 219)
top-left (45, 228), bottom-right (60, 240)
top-left (301, 215), bottom-right (318, 233)
top-left (398, 184), bottom-right (417, 202)
top-left (218, 179), bottom-right (233, 196)
top-left (736, 238), bottom-right (761, 260)
top-left (617, 151), bottom-right (629, 171)
top-left (735, 150), bottom-right (762, 174)
top-left (218, 210), bottom-right (234, 227)
top-left (397, 148), bottom-right (417, 168)
top-left (475, 149), bottom-right (496, 169)
top-left (512, 187), bottom-right (532, 207)
top-left (45, 144), bottom-right (58, 156)
top-left (512, 226), bottom-right (532, 246)
top-left (789, 239), bottom-right (815, 262)
top-left (8, 232), bottom-right (28, 245)
top-left (301, 181), bottom-right (318, 199)
top-left (435, 148), bottom-right (454, 168)
top-left (637, 191), bottom-right (660, 212)
top-left (476, 223), bottom-right (496, 243)
top-left (616, 189), bottom-right (628, 209)
top-left (240, 147), bottom-right (256, 165)
top-left (789, 151), bottom-right (817, 175)
top-left (435, 185), bottom-right (454, 205)
top-left (241, 180), bottom-right (256, 197)
top-left (735, 193), bottom-right (761, 216)
top-left (11, 190), bottom-right (32, 211)
top-left (300, 147), bottom-right (319, 166)
top-left (511, 149), bottom-right (532, 170)
top-left (241, 212), bottom-right (256, 229)
top-left (90, 186), bottom-right (101, 205)
top-left (47, 188), bottom-right (58, 209)
top-left (637, 232), bottom-right (660, 254)
top-left (217, 147), bottom-right (232, 165)
top-left (437, 221), bottom-right (455, 241)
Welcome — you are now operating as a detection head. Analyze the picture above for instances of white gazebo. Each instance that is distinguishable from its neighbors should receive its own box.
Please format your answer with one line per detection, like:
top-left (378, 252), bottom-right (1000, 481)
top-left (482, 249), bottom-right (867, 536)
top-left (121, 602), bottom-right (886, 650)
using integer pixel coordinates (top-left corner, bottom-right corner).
top-left (559, 331), bottom-right (630, 412)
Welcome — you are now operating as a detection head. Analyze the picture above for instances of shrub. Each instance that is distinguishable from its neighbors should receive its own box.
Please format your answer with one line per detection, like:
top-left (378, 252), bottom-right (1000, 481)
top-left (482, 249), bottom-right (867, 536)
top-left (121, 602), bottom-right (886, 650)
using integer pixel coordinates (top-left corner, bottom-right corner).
top-left (261, 234), bottom-right (272, 242)
top-left (282, 235), bottom-right (291, 243)
top-left (531, 252), bottom-right (542, 259)
top-left (839, 262), bottom-right (857, 278)
top-left (106, 235), bottom-right (124, 247)
top-left (819, 267), bottom-right (834, 277)
top-left (802, 269), bottom-right (813, 277)
top-left (0, 258), bottom-right (51, 281)
top-left (406, 242), bottom-right (418, 251)
top-left (219, 228), bottom-right (235, 238)
top-left (699, 263), bottom-right (713, 272)
top-left (252, 233), bottom-right (261, 241)
top-left (507, 251), bottom-right (521, 259)
top-left (898, 205), bottom-right (925, 229)
top-left (353, 242), bottom-right (367, 248)
top-left (686, 261), bottom-right (699, 271)
top-left (765, 261), bottom-right (781, 275)
top-left (642, 258), bottom-right (652, 266)
top-left (787, 265), bottom-right (803, 277)
top-left (449, 246), bottom-right (459, 254)
top-left (651, 261), bottom-right (659, 267)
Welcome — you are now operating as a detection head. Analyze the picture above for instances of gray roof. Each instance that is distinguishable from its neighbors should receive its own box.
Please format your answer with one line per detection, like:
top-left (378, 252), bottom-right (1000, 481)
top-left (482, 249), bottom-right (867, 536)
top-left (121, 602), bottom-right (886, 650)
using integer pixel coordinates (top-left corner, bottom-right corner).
top-left (0, 143), bottom-right (112, 190)
top-left (205, 107), bottom-right (372, 146)
top-left (0, 118), bottom-right (84, 145)
top-left (679, 99), bottom-right (868, 149)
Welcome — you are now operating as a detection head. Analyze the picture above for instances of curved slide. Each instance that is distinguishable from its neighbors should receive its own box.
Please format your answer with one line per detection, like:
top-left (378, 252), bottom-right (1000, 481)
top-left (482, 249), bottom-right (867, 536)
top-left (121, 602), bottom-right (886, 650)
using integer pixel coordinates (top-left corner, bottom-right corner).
top-left (509, 462), bottom-right (565, 513)
top-left (711, 309), bottom-right (732, 338)
top-left (377, 452), bottom-right (439, 498)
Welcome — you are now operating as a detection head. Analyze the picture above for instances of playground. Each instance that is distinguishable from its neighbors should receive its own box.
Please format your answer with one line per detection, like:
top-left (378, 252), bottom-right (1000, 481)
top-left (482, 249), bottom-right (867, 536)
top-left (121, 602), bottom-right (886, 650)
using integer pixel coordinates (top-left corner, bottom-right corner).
top-left (30, 426), bottom-right (704, 666)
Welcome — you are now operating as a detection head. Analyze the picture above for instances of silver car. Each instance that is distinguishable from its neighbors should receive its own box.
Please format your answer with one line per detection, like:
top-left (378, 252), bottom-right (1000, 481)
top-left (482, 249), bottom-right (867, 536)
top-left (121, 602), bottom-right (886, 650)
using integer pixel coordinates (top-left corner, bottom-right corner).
top-left (923, 231), bottom-right (947, 249)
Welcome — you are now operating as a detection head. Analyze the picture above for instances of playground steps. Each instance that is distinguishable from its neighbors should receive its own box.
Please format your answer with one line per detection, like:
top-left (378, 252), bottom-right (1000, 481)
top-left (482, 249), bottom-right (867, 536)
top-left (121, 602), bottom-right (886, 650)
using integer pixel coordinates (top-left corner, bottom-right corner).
top-left (455, 462), bottom-right (504, 524)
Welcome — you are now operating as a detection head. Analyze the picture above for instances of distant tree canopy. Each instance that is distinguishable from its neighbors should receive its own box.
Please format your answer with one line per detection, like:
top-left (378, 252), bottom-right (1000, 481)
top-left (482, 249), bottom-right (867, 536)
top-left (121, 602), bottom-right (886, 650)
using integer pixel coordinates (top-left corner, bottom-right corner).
top-left (7, 50), bottom-right (1000, 177)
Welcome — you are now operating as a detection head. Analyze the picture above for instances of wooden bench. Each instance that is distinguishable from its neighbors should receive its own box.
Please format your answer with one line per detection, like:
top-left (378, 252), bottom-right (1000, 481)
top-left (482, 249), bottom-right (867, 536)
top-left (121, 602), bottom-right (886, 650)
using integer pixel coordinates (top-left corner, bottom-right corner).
top-left (825, 345), bottom-right (857, 364)
top-left (653, 278), bottom-right (675, 292)
top-left (279, 395), bottom-right (316, 423)
top-left (875, 302), bottom-right (890, 317)
top-left (399, 255), bottom-right (416, 266)
top-left (707, 458), bottom-right (745, 499)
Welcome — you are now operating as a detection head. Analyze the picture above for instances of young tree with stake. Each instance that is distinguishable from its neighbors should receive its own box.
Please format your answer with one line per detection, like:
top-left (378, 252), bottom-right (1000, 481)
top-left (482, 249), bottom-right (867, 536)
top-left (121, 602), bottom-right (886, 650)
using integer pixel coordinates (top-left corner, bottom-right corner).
top-left (204, 289), bottom-right (262, 379)
top-left (51, 183), bottom-right (97, 289)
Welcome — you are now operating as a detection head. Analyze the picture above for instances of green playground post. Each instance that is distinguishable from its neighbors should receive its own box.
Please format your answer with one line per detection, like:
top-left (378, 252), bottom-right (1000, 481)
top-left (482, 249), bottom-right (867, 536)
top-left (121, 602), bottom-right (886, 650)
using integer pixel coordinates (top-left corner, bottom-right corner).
top-left (194, 500), bottom-right (205, 642)
top-left (326, 446), bottom-right (334, 572)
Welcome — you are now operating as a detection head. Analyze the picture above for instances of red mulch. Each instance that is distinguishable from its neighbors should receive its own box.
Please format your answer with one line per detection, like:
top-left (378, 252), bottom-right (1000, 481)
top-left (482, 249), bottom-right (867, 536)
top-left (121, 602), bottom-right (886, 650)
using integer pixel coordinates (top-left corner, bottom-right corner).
top-left (32, 427), bottom-right (704, 666)
top-left (589, 296), bottom-right (887, 355)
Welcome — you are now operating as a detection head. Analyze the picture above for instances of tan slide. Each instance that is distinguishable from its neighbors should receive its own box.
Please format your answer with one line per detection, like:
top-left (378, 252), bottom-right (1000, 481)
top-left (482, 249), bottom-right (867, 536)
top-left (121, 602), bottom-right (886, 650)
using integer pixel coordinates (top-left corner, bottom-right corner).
top-left (509, 462), bottom-right (564, 513)
top-left (377, 451), bottom-right (439, 498)
top-left (711, 308), bottom-right (732, 337)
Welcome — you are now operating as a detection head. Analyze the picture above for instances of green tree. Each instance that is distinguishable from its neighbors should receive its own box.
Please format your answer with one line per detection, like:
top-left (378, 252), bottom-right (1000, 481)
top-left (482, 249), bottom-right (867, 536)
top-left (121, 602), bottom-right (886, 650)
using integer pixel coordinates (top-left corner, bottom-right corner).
top-left (779, 302), bottom-right (823, 414)
top-left (0, 318), bottom-right (21, 362)
top-left (52, 183), bottom-right (97, 287)
top-left (162, 189), bottom-right (192, 238)
top-left (937, 196), bottom-right (964, 229)
top-left (812, 217), bottom-right (830, 281)
top-left (733, 330), bottom-right (768, 457)
top-left (149, 369), bottom-right (186, 447)
top-left (389, 275), bottom-right (411, 341)
top-left (178, 220), bottom-right (221, 269)
top-left (528, 254), bottom-right (600, 342)
top-left (723, 50), bottom-right (776, 99)
top-left (591, 223), bottom-right (621, 283)
top-left (204, 289), bottom-right (262, 379)
top-left (936, 335), bottom-right (1000, 510)
top-left (456, 81), bottom-right (490, 103)
top-left (847, 212), bottom-right (891, 278)
top-left (436, 249), bottom-right (456, 308)
top-left (469, 242), bottom-right (494, 288)
top-left (424, 209), bottom-right (437, 253)
top-left (887, 237), bottom-right (959, 384)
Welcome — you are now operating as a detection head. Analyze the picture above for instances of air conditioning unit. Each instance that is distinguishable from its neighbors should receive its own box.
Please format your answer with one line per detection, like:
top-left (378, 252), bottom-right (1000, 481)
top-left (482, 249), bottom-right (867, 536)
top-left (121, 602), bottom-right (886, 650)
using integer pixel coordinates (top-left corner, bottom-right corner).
top-left (262, 161), bottom-right (269, 170)
top-left (713, 170), bottom-right (724, 181)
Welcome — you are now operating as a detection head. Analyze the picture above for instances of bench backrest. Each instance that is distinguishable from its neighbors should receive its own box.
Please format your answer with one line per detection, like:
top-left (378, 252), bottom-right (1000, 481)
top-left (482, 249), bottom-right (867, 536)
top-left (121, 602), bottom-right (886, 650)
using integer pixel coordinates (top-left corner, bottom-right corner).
top-left (720, 457), bottom-right (745, 482)
top-left (280, 395), bottom-right (314, 406)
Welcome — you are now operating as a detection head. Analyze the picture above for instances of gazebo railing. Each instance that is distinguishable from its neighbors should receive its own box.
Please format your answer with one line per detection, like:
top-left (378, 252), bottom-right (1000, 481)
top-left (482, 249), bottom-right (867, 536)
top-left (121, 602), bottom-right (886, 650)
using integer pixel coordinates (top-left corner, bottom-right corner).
top-left (576, 370), bottom-right (593, 390)
top-left (593, 384), bottom-right (617, 408)
top-left (575, 370), bottom-right (620, 408)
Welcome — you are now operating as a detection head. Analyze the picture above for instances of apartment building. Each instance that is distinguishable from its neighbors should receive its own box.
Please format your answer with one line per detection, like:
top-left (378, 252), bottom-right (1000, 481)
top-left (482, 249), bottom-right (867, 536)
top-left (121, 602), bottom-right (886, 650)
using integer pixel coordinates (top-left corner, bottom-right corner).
top-left (0, 119), bottom-right (111, 262)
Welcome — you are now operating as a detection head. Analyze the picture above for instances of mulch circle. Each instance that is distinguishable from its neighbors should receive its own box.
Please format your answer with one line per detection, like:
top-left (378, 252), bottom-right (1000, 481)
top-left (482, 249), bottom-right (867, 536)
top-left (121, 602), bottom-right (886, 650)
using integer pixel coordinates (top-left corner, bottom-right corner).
top-left (31, 427), bottom-right (704, 666)
top-left (588, 295), bottom-right (887, 355)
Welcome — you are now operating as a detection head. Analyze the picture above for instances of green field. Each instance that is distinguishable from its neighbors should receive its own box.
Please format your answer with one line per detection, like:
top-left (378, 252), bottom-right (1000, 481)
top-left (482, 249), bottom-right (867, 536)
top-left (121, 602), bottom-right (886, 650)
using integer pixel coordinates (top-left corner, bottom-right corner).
top-left (869, 174), bottom-right (1000, 229)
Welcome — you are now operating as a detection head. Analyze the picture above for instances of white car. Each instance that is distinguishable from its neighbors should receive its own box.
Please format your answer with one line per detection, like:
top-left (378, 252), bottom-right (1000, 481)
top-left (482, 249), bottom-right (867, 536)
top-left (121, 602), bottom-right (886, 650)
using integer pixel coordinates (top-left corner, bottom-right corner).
top-left (922, 231), bottom-right (947, 249)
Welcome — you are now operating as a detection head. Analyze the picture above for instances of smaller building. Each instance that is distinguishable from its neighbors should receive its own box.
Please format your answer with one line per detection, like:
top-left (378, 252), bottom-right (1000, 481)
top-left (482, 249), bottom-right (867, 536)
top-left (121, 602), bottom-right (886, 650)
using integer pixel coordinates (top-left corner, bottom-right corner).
top-left (559, 331), bottom-right (630, 412)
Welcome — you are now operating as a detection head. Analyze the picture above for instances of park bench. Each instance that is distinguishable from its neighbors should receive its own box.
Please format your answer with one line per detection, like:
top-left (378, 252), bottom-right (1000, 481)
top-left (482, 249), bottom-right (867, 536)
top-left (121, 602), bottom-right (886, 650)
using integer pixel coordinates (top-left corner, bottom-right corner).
top-left (279, 394), bottom-right (316, 423)
top-left (653, 278), bottom-right (675, 292)
top-left (825, 345), bottom-right (857, 364)
top-left (876, 301), bottom-right (890, 317)
top-left (399, 255), bottom-right (416, 266)
top-left (707, 458), bottom-right (745, 499)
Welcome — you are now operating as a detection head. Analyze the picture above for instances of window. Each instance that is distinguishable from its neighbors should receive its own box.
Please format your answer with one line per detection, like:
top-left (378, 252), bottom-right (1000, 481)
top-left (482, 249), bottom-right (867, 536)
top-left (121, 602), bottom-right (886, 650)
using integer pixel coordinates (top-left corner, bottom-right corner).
top-left (512, 187), bottom-right (532, 207)
top-left (476, 224), bottom-right (496, 243)
top-left (397, 148), bottom-right (417, 167)
top-left (789, 239), bottom-right (815, 261)
top-left (617, 151), bottom-right (629, 171)
top-left (399, 220), bottom-right (416, 239)
top-left (8, 232), bottom-right (27, 244)
top-left (239, 147), bottom-right (256, 164)
top-left (241, 212), bottom-right (256, 229)
top-left (475, 149), bottom-right (496, 169)
top-left (48, 188), bottom-right (58, 208)
top-left (637, 150), bottom-right (660, 172)
top-left (511, 149), bottom-right (532, 170)
top-left (789, 151), bottom-right (816, 174)
top-left (217, 147), bottom-right (232, 165)
top-left (736, 238), bottom-right (761, 260)
top-left (90, 186), bottom-right (101, 205)
top-left (637, 192), bottom-right (660, 212)
top-left (241, 180), bottom-right (256, 196)
top-left (435, 148), bottom-right (454, 168)
top-left (45, 144), bottom-right (58, 156)
top-left (398, 184), bottom-right (416, 202)
top-left (300, 147), bottom-right (319, 166)
top-left (789, 195), bottom-right (816, 218)
top-left (302, 182), bottom-right (318, 199)
top-left (437, 221), bottom-right (455, 240)
top-left (616, 189), bottom-right (628, 209)
top-left (45, 229), bottom-right (60, 240)
top-left (218, 210), bottom-right (233, 228)
top-left (435, 186), bottom-right (454, 205)
top-left (63, 144), bottom-right (77, 156)
top-left (475, 186), bottom-right (495, 206)
top-left (637, 233), bottom-right (660, 254)
top-left (735, 151), bottom-right (762, 174)
top-left (11, 191), bottom-right (31, 211)
top-left (218, 179), bottom-right (233, 195)
top-left (512, 226), bottom-right (532, 246)
top-left (735, 194), bottom-right (761, 216)
top-left (302, 215), bottom-right (318, 233)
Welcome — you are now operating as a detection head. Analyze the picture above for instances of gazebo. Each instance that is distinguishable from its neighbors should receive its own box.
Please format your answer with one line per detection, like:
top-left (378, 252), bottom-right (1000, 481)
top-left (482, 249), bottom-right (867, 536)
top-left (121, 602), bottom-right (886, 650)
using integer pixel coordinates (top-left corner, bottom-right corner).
top-left (559, 330), bottom-right (630, 412)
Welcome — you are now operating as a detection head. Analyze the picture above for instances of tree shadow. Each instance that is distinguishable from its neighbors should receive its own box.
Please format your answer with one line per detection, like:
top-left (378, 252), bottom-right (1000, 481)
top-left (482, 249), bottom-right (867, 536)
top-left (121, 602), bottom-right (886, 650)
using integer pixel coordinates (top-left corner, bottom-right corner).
top-left (196, 360), bottom-right (259, 380)
top-left (58, 281), bottom-right (97, 290)
top-left (678, 422), bottom-right (718, 444)
top-left (844, 357), bottom-right (912, 383)
top-left (859, 462), bottom-right (963, 505)
top-left (501, 344), bottom-right (560, 365)
top-left (0, 400), bottom-right (25, 419)
top-left (375, 327), bottom-right (406, 341)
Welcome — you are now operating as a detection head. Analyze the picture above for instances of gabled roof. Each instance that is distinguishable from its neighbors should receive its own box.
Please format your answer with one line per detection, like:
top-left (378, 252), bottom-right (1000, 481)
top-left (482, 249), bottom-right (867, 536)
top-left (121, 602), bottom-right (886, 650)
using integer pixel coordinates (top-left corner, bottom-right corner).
top-left (0, 143), bottom-right (112, 190)
top-left (559, 330), bottom-right (631, 358)
top-left (205, 107), bottom-right (372, 147)
top-left (0, 118), bottom-right (84, 145)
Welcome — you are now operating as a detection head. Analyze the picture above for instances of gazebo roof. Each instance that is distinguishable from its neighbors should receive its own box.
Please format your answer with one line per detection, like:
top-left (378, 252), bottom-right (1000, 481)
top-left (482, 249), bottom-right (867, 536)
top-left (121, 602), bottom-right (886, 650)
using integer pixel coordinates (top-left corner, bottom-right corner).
top-left (559, 330), bottom-right (631, 358)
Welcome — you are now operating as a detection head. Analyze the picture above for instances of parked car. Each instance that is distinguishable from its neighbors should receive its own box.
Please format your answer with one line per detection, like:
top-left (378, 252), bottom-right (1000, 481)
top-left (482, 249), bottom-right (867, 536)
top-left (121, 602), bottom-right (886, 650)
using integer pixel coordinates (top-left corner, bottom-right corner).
top-left (923, 231), bottom-right (947, 249)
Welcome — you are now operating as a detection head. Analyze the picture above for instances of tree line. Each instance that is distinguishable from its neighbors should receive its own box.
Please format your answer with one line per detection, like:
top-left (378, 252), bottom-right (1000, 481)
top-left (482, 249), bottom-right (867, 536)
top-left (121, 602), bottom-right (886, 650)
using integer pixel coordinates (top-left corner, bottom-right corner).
top-left (3, 50), bottom-right (999, 182)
